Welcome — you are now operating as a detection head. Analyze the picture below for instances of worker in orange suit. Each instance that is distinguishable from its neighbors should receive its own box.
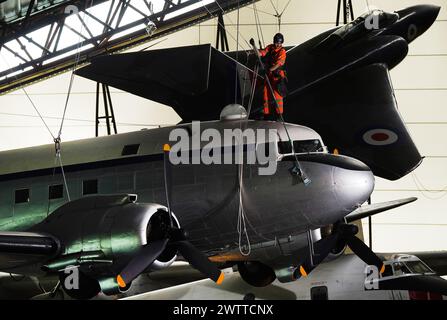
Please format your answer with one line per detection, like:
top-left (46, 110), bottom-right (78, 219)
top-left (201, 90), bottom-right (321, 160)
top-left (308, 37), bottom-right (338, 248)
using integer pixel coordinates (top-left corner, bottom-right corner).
top-left (257, 33), bottom-right (287, 120)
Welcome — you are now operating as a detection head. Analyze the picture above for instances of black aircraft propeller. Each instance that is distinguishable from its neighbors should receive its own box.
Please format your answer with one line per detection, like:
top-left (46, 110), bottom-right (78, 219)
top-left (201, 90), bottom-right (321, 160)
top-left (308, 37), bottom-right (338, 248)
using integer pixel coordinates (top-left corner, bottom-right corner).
top-left (301, 218), bottom-right (447, 296)
top-left (300, 222), bottom-right (385, 277)
top-left (117, 144), bottom-right (224, 288)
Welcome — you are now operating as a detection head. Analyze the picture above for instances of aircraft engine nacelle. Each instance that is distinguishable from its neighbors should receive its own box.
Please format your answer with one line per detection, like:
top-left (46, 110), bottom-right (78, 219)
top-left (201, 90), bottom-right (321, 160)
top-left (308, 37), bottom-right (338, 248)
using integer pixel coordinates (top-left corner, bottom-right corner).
top-left (35, 195), bottom-right (180, 298)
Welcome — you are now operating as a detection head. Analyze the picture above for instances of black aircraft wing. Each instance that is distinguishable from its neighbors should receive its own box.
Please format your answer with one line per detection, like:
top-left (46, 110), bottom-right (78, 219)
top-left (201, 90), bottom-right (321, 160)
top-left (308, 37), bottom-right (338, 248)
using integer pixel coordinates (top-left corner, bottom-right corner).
top-left (0, 231), bottom-right (59, 272)
top-left (76, 44), bottom-right (422, 180)
top-left (76, 44), bottom-right (253, 121)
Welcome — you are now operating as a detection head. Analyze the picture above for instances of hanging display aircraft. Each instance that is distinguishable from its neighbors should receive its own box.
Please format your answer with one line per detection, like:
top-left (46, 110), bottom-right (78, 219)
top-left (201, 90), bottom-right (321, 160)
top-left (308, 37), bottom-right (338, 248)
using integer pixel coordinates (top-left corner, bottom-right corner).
top-left (0, 3), bottom-right (444, 300)
top-left (1, 105), bottom-right (447, 299)
top-left (77, 4), bottom-right (441, 181)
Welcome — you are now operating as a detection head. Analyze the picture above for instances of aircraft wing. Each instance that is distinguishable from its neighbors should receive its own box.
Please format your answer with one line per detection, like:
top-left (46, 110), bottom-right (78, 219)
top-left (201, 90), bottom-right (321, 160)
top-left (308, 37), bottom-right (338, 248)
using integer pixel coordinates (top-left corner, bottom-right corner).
top-left (76, 44), bottom-right (247, 121)
top-left (0, 231), bottom-right (59, 272)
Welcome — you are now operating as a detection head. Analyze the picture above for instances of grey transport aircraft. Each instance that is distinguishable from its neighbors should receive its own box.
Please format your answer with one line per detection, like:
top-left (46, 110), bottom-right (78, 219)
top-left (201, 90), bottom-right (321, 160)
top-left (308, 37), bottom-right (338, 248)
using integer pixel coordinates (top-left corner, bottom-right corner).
top-left (0, 106), bottom-right (445, 299)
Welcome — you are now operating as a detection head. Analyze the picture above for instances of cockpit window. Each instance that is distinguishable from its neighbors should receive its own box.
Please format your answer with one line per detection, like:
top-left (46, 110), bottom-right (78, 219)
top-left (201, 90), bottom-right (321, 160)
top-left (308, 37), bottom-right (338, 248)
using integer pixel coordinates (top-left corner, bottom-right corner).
top-left (405, 260), bottom-right (434, 274)
top-left (393, 262), bottom-right (411, 274)
top-left (278, 139), bottom-right (323, 154)
top-left (334, 10), bottom-right (384, 39)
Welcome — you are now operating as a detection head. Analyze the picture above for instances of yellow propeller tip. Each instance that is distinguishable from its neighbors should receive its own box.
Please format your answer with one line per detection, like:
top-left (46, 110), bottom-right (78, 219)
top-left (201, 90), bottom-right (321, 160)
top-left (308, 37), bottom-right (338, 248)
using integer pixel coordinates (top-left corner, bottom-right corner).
top-left (299, 265), bottom-right (308, 277)
top-left (117, 275), bottom-right (126, 288)
top-left (216, 272), bottom-right (225, 285)
top-left (163, 144), bottom-right (171, 151)
top-left (380, 264), bottom-right (385, 274)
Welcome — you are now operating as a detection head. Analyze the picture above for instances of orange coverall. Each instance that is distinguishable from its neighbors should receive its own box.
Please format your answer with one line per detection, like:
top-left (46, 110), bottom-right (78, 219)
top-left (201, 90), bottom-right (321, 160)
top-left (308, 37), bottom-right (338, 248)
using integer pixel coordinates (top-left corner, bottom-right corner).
top-left (258, 44), bottom-right (287, 116)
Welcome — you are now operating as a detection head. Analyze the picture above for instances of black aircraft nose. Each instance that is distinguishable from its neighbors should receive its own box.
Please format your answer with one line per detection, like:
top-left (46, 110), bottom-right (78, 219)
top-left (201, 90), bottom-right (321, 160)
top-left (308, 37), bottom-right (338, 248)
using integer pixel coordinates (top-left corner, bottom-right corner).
top-left (387, 5), bottom-right (441, 43)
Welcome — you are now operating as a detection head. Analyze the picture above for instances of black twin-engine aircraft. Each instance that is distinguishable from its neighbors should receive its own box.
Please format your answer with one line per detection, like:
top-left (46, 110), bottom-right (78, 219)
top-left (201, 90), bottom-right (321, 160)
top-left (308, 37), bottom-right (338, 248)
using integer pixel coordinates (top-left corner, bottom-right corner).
top-left (0, 4), bottom-right (446, 299)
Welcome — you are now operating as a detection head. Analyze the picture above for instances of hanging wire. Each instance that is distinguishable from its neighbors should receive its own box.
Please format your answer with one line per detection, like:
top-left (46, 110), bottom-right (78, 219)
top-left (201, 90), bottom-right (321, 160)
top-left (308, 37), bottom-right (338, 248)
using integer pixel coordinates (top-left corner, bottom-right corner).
top-left (253, 2), bottom-right (265, 48)
top-left (53, 0), bottom-right (94, 202)
top-left (58, 0), bottom-right (95, 140)
top-left (0, 53), bottom-right (55, 140)
top-left (269, 0), bottom-right (280, 17)
top-left (279, 0), bottom-right (292, 18)
top-left (411, 172), bottom-right (447, 200)
top-left (365, 0), bottom-right (372, 12)
top-left (269, 0), bottom-right (292, 32)
top-left (234, 1), bottom-right (240, 104)
top-left (207, 0), bottom-right (253, 49)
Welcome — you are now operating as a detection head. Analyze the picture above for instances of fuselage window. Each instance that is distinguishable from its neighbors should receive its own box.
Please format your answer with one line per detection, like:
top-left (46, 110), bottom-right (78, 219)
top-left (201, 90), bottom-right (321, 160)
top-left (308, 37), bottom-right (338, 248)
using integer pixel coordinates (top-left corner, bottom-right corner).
top-left (49, 184), bottom-right (64, 200)
top-left (83, 179), bottom-right (98, 195)
top-left (310, 286), bottom-right (328, 300)
top-left (15, 188), bottom-right (30, 204)
top-left (278, 139), bottom-right (322, 154)
top-left (122, 144), bottom-right (140, 156)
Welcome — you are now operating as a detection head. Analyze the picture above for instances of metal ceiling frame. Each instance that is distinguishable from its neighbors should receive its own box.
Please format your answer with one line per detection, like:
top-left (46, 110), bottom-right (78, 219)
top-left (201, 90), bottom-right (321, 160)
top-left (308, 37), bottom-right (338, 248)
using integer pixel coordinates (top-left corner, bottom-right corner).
top-left (0, 0), bottom-right (256, 94)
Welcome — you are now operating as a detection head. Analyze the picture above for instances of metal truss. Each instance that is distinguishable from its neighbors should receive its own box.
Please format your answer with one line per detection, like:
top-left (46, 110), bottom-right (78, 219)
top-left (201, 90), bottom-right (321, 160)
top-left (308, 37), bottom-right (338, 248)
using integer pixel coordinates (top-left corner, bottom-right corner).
top-left (0, 0), bottom-right (256, 94)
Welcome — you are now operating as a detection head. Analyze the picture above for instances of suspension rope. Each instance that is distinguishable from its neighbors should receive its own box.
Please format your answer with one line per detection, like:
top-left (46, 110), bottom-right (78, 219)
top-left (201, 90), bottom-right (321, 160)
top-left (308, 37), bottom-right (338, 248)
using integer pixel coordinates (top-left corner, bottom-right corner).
top-left (269, 0), bottom-right (280, 17)
top-left (411, 172), bottom-right (447, 200)
top-left (58, 0), bottom-right (94, 139)
top-left (205, 0), bottom-right (252, 49)
top-left (253, 2), bottom-right (265, 48)
top-left (234, 1), bottom-right (240, 104)
top-left (0, 52), bottom-right (56, 140)
top-left (236, 64), bottom-right (256, 256)
top-left (365, 0), bottom-right (372, 12)
top-left (269, 0), bottom-right (292, 32)
top-left (54, 0), bottom-right (94, 202)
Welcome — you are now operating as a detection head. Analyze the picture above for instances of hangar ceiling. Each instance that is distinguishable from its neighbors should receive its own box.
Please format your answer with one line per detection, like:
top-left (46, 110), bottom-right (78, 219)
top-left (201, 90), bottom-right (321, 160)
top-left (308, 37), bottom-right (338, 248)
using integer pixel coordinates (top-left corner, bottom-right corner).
top-left (0, 0), bottom-right (256, 94)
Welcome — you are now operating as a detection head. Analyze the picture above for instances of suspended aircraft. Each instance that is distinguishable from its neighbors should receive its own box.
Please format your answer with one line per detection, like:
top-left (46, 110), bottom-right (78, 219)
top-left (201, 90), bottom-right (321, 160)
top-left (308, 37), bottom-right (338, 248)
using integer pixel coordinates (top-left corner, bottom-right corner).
top-left (0, 4), bottom-right (444, 300)
top-left (1, 102), bottom-right (446, 299)
top-left (77, 4), bottom-right (441, 181)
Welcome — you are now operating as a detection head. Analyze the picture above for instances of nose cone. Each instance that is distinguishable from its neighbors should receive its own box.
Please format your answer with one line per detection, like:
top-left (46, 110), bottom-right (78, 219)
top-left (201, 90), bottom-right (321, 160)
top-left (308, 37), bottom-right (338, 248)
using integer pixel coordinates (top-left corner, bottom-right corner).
top-left (333, 159), bottom-right (375, 214)
top-left (389, 5), bottom-right (441, 43)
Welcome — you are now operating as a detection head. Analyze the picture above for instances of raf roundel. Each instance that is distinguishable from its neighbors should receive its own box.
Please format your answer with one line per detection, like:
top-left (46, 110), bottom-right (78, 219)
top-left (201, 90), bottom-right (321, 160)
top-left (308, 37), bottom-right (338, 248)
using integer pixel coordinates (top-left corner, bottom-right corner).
top-left (363, 129), bottom-right (398, 146)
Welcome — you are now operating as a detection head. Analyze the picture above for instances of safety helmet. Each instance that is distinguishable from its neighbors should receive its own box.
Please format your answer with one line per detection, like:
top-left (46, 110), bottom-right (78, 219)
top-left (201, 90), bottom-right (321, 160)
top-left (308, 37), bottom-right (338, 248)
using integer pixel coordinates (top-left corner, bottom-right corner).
top-left (273, 33), bottom-right (284, 44)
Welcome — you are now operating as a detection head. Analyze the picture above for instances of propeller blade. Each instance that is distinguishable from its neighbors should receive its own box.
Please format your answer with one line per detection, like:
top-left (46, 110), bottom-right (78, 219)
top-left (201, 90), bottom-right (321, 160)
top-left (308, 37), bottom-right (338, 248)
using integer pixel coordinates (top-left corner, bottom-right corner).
top-left (175, 240), bottom-right (224, 284)
top-left (345, 235), bottom-right (384, 273)
top-left (117, 238), bottom-right (169, 288)
top-left (163, 144), bottom-right (174, 226)
top-left (371, 275), bottom-right (447, 296)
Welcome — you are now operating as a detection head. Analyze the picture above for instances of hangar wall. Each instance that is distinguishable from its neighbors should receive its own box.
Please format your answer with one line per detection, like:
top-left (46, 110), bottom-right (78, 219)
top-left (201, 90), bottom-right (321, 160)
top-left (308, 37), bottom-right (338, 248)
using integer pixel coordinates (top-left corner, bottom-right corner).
top-left (0, 0), bottom-right (445, 253)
